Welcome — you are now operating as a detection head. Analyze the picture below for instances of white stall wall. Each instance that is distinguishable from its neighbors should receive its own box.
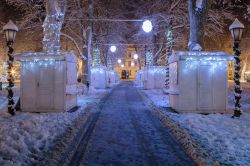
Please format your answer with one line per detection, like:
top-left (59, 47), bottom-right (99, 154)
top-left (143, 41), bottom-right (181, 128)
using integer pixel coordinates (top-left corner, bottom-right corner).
top-left (135, 70), bottom-right (144, 88)
top-left (107, 70), bottom-right (119, 87)
top-left (135, 66), bottom-right (165, 89)
top-left (91, 66), bottom-right (108, 89)
top-left (168, 51), bottom-right (230, 113)
top-left (16, 51), bottom-right (78, 113)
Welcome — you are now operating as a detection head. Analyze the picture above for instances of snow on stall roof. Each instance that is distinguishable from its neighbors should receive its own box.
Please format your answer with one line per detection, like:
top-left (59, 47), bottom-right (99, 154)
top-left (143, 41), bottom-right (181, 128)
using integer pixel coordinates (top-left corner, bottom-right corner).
top-left (168, 51), bottom-right (233, 64)
top-left (0, 86), bottom-right (109, 165)
top-left (141, 83), bottom-right (250, 165)
top-left (15, 51), bottom-right (77, 63)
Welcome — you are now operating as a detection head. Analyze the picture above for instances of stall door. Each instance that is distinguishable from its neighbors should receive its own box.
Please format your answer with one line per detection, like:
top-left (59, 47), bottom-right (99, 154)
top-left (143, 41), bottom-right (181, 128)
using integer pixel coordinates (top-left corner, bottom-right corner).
top-left (198, 65), bottom-right (213, 110)
top-left (37, 66), bottom-right (54, 110)
top-left (21, 64), bottom-right (37, 110)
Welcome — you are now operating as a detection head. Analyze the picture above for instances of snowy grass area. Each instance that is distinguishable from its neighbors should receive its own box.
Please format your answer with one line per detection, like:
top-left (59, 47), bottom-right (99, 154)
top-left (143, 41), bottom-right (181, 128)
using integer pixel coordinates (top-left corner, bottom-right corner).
top-left (141, 83), bottom-right (250, 166)
top-left (0, 87), bottom-right (109, 166)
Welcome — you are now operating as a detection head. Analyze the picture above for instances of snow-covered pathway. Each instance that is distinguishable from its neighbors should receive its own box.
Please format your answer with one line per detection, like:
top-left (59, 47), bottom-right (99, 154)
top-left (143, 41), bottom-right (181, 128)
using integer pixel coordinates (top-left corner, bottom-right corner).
top-left (78, 82), bottom-right (194, 166)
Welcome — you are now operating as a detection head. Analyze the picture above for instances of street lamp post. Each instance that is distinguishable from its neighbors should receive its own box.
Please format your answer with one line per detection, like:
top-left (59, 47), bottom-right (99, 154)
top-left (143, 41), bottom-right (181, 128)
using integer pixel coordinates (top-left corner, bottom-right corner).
top-left (3, 20), bottom-right (18, 116)
top-left (229, 18), bottom-right (245, 118)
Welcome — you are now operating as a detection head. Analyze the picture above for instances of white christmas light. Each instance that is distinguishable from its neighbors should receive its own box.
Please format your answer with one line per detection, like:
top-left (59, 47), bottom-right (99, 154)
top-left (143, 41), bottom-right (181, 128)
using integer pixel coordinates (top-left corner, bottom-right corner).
top-left (183, 57), bottom-right (228, 74)
top-left (110, 45), bottom-right (117, 52)
top-left (131, 62), bottom-right (135, 67)
top-left (42, 13), bottom-right (64, 53)
top-left (146, 51), bottom-right (153, 66)
top-left (133, 54), bottom-right (138, 60)
top-left (142, 20), bottom-right (153, 33)
top-left (93, 48), bottom-right (101, 66)
top-left (118, 59), bottom-right (122, 64)
top-left (121, 64), bottom-right (124, 68)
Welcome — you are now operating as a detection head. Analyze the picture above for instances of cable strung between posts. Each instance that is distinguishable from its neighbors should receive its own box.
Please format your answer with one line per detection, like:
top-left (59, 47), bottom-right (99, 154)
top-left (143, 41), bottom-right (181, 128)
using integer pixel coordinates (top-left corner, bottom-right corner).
top-left (65, 18), bottom-right (145, 22)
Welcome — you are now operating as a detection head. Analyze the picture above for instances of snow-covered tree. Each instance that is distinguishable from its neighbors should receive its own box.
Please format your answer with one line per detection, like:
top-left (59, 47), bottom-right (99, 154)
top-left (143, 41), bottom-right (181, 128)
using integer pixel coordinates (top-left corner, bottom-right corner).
top-left (188, 0), bottom-right (209, 51)
top-left (43, 0), bottom-right (67, 53)
top-left (3, 0), bottom-right (245, 65)
top-left (92, 47), bottom-right (101, 66)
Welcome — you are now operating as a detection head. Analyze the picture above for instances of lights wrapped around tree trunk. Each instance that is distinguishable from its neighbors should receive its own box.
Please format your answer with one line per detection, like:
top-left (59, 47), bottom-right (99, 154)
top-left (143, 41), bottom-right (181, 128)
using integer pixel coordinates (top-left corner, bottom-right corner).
top-left (232, 43), bottom-right (242, 118)
top-left (42, 13), bottom-right (64, 53)
top-left (7, 43), bottom-right (15, 115)
top-left (93, 47), bottom-right (101, 66)
top-left (165, 29), bottom-right (173, 88)
top-left (107, 56), bottom-right (112, 69)
top-left (145, 51), bottom-right (153, 66)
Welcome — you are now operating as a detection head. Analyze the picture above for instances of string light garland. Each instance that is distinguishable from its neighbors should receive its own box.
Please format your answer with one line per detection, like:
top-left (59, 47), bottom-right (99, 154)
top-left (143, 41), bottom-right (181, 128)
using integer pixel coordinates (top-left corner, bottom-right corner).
top-left (169, 52), bottom-right (233, 74)
top-left (233, 43), bottom-right (242, 118)
top-left (93, 48), bottom-right (101, 66)
top-left (145, 51), bottom-right (153, 66)
top-left (43, 12), bottom-right (64, 53)
top-left (65, 18), bottom-right (144, 22)
top-left (107, 56), bottom-right (113, 69)
top-left (3, 20), bottom-right (18, 116)
top-left (6, 43), bottom-right (15, 115)
top-left (229, 18), bottom-right (245, 118)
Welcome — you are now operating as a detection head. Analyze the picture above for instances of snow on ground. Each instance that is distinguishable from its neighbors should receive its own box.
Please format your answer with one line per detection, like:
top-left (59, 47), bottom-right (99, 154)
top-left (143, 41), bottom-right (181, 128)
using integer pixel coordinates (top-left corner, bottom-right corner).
top-left (0, 86), bottom-right (109, 166)
top-left (142, 89), bottom-right (169, 108)
top-left (141, 82), bottom-right (250, 166)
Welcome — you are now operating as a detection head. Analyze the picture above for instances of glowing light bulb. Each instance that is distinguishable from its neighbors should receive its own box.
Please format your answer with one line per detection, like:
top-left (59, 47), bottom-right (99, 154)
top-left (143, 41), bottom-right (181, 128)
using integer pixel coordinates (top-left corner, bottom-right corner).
top-left (131, 62), bottom-right (135, 67)
top-left (133, 54), bottom-right (138, 60)
top-left (142, 20), bottom-right (153, 33)
top-left (110, 45), bottom-right (117, 52)
top-left (121, 64), bottom-right (125, 68)
top-left (118, 59), bottom-right (122, 64)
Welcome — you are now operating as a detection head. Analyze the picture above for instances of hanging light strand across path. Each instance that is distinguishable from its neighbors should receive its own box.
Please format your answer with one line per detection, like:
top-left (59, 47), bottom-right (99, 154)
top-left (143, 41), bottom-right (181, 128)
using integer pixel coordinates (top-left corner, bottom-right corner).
top-left (98, 43), bottom-right (169, 46)
top-left (65, 18), bottom-right (145, 22)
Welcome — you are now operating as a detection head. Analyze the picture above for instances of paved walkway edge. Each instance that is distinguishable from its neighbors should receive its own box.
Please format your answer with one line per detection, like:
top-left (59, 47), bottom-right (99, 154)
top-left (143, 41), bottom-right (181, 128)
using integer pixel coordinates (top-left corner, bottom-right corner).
top-left (138, 90), bottom-right (214, 166)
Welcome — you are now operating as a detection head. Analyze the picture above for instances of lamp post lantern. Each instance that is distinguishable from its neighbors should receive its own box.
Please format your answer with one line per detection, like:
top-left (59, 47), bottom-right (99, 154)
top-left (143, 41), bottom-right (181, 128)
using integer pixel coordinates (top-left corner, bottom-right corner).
top-left (3, 20), bottom-right (18, 116)
top-left (229, 18), bottom-right (245, 118)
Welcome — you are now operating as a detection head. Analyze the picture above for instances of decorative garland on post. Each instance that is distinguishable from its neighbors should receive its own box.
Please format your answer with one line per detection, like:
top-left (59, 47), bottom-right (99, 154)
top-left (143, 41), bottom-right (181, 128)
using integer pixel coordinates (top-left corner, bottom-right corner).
top-left (7, 42), bottom-right (15, 115)
top-left (233, 42), bottom-right (242, 118)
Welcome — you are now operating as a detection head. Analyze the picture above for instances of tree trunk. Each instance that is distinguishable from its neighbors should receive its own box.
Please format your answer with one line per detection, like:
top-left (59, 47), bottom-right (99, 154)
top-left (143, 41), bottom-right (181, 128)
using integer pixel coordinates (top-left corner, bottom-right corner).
top-left (86, 0), bottom-right (93, 84)
top-left (153, 34), bottom-right (157, 65)
top-left (188, 0), bottom-right (209, 51)
top-left (46, 0), bottom-right (57, 15)
top-left (43, 0), bottom-right (66, 53)
top-left (165, 26), bottom-right (174, 88)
